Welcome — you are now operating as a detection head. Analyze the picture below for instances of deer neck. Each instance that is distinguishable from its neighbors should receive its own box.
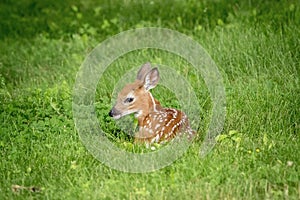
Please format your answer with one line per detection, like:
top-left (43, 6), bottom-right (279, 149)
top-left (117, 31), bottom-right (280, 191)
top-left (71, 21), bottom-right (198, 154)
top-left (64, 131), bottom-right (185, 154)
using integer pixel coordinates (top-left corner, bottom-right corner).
top-left (136, 92), bottom-right (158, 126)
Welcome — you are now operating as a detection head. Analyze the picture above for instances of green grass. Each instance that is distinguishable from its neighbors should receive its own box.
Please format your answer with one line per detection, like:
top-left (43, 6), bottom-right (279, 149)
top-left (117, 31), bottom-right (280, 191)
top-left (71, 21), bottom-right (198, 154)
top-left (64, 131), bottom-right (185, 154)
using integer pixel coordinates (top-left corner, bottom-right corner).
top-left (1, 0), bottom-right (299, 199)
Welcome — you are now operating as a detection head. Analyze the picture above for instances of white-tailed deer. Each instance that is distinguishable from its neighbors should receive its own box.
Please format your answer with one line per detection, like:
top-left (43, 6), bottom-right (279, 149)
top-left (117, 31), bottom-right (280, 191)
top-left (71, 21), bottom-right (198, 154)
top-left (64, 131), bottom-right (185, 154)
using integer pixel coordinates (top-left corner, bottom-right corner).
top-left (109, 63), bottom-right (195, 145)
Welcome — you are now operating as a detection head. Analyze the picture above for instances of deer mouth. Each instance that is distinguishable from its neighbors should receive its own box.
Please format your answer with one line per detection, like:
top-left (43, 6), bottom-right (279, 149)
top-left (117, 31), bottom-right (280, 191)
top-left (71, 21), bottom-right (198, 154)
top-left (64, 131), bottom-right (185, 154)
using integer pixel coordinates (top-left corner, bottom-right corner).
top-left (109, 109), bottom-right (137, 120)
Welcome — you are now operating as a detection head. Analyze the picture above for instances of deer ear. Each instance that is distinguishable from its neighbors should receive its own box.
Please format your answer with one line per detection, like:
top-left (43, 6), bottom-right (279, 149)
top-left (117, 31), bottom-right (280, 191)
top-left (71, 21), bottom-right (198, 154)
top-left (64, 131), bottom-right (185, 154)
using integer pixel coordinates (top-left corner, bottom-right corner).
top-left (137, 62), bottom-right (152, 81)
top-left (144, 67), bottom-right (159, 90)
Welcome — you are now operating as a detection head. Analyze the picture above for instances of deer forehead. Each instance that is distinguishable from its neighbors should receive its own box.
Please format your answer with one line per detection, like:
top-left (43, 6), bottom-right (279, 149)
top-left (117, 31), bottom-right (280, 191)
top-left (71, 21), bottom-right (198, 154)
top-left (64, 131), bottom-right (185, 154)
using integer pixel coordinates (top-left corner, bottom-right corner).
top-left (118, 81), bottom-right (145, 98)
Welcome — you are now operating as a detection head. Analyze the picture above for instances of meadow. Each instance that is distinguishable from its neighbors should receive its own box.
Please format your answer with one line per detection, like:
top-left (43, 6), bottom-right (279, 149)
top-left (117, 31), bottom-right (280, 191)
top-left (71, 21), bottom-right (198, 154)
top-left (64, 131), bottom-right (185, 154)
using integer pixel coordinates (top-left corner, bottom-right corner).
top-left (0, 0), bottom-right (299, 199)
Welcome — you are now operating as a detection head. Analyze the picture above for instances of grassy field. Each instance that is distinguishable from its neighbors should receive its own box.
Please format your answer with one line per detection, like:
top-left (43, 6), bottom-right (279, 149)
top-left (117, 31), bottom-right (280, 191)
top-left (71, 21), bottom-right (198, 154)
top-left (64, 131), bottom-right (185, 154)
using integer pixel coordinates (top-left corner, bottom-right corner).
top-left (0, 0), bottom-right (299, 199)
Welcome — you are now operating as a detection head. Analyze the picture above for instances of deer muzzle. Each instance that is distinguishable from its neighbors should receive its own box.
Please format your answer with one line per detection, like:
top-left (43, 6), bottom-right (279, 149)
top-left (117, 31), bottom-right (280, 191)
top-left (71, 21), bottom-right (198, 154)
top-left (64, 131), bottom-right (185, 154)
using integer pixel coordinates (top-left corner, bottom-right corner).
top-left (108, 107), bottom-right (122, 119)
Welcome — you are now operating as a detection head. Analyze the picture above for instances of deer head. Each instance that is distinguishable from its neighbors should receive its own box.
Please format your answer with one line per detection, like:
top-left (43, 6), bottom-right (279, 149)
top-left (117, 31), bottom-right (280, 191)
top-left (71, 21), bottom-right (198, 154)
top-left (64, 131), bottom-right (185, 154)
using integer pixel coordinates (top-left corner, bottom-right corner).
top-left (109, 63), bottom-right (160, 123)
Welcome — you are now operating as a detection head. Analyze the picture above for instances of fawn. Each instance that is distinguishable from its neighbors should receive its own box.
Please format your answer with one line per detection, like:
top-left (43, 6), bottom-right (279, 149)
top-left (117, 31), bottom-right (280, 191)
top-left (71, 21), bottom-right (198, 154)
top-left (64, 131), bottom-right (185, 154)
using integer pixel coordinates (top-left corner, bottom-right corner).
top-left (109, 63), bottom-right (195, 145)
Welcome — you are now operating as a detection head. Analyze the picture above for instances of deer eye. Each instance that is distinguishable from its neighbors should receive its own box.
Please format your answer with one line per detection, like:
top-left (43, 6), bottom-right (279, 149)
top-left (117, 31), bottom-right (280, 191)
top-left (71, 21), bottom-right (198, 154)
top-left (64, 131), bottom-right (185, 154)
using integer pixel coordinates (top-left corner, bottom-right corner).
top-left (124, 97), bottom-right (134, 103)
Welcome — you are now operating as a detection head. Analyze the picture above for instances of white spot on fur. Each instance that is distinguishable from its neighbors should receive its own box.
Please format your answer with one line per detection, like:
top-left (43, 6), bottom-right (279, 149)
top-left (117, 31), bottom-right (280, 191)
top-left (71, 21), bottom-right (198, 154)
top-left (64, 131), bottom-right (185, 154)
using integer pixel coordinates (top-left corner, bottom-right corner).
top-left (155, 124), bottom-right (160, 129)
top-left (155, 134), bottom-right (160, 142)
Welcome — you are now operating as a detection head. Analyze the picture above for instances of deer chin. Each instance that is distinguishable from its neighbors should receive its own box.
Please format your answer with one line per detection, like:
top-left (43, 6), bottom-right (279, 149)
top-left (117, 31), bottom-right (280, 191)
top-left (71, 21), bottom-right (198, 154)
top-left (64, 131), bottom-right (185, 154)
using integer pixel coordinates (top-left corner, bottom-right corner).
top-left (112, 114), bottom-right (122, 120)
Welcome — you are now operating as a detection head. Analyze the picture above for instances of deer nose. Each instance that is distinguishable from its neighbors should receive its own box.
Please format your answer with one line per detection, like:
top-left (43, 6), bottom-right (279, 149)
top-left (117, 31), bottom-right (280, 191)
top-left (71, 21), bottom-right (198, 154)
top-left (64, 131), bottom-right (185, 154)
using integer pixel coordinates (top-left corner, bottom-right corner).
top-left (109, 109), bottom-right (114, 117)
